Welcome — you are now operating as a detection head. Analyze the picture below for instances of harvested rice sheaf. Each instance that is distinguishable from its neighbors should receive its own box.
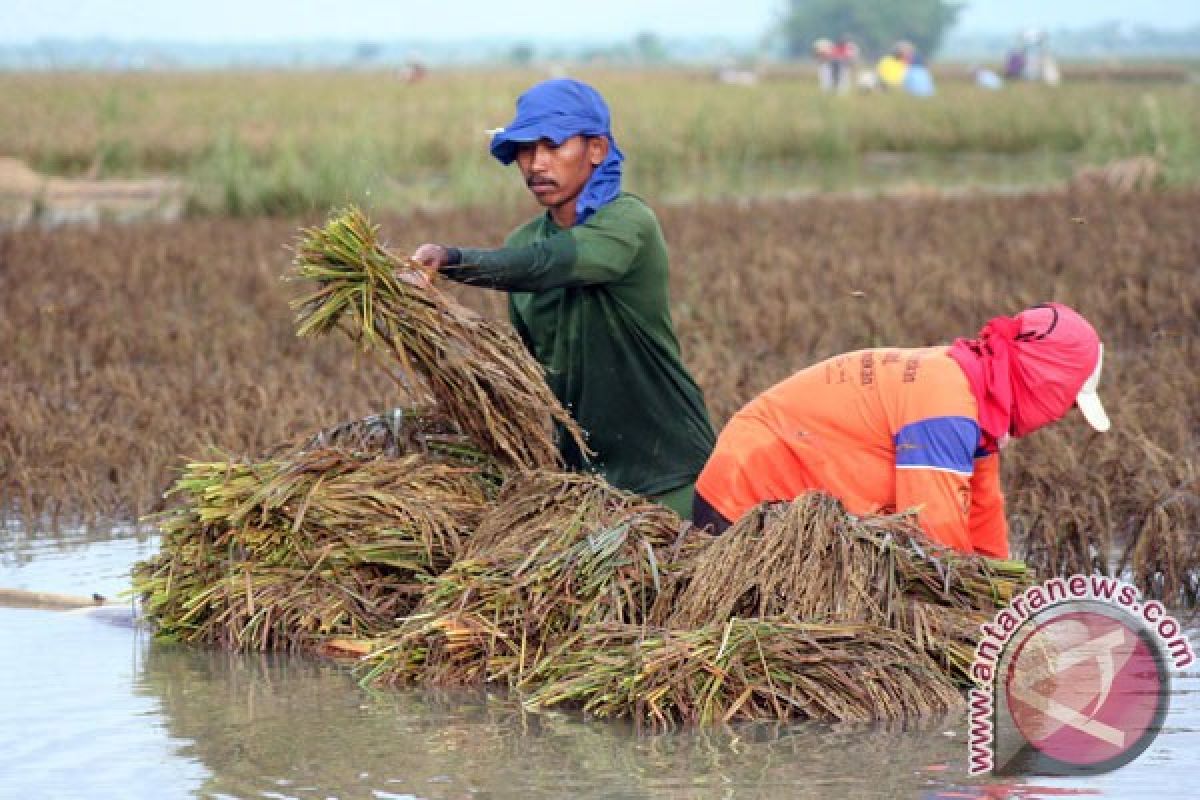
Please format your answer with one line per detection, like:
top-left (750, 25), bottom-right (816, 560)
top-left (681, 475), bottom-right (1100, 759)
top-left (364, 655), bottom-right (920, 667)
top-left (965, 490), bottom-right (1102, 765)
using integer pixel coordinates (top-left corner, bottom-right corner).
top-left (290, 207), bottom-right (587, 470)
top-left (520, 620), bottom-right (964, 730)
top-left (360, 471), bottom-right (708, 687)
top-left (663, 492), bottom-right (1030, 633)
top-left (171, 448), bottom-right (488, 568)
top-left (142, 563), bottom-right (420, 652)
top-left (361, 488), bottom-right (1027, 709)
top-left (652, 492), bottom-right (1029, 686)
top-left (134, 447), bottom-right (491, 650)
top-left (896, 599), bottom-right (990, 683)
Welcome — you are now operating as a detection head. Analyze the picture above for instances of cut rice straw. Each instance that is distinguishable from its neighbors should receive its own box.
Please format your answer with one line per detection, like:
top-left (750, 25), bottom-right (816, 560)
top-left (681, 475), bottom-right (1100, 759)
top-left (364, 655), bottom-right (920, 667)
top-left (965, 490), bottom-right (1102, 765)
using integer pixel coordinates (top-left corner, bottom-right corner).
top-left (662, 492), bottom-right (1030, 632)
top-left (520, 619), bottom-right (964, 730)
top-left (133, 447), bottom-right (491, 650)
top-left (290, 206), bottom-right (587, 469)
top-left (359, 471), bottom-right (706, 687)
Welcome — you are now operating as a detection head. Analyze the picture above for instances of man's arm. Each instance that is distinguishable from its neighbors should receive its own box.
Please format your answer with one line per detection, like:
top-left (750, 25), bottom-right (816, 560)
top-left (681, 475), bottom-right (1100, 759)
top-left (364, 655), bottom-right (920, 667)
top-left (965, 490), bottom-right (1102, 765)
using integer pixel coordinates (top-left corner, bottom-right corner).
top-left (892, 416), bottom-right (979, 554)
top-left (412, 212), bottom-right (642, 292)
top-left (967, 452), bottom-right (1009, 559)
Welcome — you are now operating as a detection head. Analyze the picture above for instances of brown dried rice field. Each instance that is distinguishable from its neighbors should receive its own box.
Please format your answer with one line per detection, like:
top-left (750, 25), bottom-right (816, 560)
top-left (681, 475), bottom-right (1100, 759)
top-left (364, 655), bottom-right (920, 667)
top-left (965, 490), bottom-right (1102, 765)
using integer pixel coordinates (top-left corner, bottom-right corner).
top-left (1, 188), bottom-right (1197, 598)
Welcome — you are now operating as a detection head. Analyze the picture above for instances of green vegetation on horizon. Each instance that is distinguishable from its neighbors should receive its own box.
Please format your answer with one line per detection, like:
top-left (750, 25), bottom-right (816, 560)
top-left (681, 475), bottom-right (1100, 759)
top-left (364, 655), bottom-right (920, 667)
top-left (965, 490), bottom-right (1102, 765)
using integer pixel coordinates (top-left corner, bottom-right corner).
top-left (781, 0), bottom-right (962, 58)
top-left (3, 67), bottom-right (1199, 214)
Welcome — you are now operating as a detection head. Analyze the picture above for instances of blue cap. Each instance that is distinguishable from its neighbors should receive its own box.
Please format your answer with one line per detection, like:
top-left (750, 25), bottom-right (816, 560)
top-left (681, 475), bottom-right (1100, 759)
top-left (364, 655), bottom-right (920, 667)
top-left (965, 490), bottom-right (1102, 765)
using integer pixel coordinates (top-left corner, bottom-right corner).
top-left (489, 78), bottom-right (625, 226)
top-left (490, 79), bottom-right (618, 164)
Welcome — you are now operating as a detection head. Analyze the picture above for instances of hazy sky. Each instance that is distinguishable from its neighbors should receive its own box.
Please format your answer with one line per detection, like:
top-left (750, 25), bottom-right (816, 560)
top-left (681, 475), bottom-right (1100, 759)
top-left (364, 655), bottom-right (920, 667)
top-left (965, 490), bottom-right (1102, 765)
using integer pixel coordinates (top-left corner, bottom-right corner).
top-left (3, 0), bottom-right (1199, 43)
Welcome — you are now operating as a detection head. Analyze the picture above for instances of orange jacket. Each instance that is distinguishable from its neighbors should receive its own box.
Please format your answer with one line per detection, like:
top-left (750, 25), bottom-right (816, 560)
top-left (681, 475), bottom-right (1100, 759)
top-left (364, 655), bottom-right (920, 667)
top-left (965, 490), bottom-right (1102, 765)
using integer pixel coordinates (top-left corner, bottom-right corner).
top-left (695, 347), bottom-right (1008, 557)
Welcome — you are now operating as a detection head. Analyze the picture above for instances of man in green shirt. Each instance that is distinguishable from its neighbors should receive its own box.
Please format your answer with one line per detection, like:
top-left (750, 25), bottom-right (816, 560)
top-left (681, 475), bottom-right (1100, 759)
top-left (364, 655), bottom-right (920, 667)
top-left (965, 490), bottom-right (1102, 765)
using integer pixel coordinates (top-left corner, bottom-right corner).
top-left (411, 78), bottom-right (714, 517)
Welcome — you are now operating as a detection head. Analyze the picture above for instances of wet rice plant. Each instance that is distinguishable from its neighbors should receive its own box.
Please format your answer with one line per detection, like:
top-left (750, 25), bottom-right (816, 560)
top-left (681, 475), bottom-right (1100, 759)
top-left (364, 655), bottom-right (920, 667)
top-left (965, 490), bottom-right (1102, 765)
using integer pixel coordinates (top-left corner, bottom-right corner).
top-left (519, 620), bottom-right (963, 729)
top-left (290, 207), bottom-right (585, 469)
top-left (133, 447), bottom-right (492, 650)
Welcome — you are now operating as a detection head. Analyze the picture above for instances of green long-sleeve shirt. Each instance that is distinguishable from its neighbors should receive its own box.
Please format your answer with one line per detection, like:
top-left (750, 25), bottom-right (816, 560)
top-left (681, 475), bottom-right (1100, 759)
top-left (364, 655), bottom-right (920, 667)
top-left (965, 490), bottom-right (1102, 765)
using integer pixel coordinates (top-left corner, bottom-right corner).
top-left (441, 193), bottom-right (715, 496)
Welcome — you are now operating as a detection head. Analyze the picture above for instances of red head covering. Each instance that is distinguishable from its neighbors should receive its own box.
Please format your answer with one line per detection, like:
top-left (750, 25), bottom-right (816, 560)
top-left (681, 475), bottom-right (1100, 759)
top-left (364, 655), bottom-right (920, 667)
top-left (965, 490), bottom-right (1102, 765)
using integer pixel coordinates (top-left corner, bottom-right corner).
top-left (948, 303), bottom-right (1103, 449)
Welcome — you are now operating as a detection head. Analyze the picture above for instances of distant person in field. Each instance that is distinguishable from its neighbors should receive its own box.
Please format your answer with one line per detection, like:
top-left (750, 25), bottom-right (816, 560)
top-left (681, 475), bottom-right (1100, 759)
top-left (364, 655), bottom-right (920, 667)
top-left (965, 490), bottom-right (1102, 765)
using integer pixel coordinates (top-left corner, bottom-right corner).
top-left (974, 67), bottom-right (1004, 90)
top-left (1003, 47), bottom-right (1026, 81)
top-left (829, 35), bottom-right (859, 94)
top-left (692, 303), bottom-right (1111, 559)
top-left (902, 49), bottom-right (936, 97)
top-left (812, 38), bottom-right (835, 92)
top-left (875, 41), bottom-right (911, 90)
top-left (410, 78), bottom-right (716, 518)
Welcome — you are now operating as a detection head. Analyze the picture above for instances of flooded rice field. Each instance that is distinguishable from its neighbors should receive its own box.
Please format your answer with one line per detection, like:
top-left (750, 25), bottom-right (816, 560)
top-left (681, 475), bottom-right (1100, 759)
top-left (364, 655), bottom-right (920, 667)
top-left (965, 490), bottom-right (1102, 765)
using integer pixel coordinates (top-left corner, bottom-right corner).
top-left (2, 177), bottom-right (1197, 800)
top-left (1, 525), bottom-right (1196, 799)
top-left (4, 70), bottom-right (1198, 798)
top-left (6, 191), bottom-right (1198, 593)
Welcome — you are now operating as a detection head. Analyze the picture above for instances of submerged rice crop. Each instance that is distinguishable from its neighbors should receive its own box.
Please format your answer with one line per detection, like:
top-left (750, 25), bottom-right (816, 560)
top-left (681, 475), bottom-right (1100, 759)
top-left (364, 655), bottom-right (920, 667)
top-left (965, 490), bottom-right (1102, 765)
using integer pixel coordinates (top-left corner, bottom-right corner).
top-left (660, 493), bottom-right (1027, 633)
top-left (360, 471), bottom-right (698, 687)
top-left (361, 489), bottom-right (985, 725)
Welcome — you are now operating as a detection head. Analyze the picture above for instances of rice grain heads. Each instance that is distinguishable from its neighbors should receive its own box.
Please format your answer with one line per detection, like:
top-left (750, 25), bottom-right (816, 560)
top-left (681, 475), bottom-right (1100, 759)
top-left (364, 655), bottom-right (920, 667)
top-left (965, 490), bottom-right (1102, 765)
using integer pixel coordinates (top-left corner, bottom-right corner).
top-left (659, 493), bottom-right (1030, 685)
top-left (290, 207), bottom-right (586, 469)
top-left (665, 493), bottom-right (1028, 631)
top-left (361, 471), bottom-right (705, 687)
top-left (521, 620), bottom-right (963, 730)
top-left (134, 447), bottom-right (491, 650)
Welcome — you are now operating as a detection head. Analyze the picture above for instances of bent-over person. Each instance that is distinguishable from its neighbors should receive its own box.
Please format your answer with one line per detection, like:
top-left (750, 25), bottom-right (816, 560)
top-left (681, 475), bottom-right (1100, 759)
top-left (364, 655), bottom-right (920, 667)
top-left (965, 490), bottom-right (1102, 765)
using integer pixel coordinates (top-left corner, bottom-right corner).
top-left (693, 303), bottom-right (1110, 558)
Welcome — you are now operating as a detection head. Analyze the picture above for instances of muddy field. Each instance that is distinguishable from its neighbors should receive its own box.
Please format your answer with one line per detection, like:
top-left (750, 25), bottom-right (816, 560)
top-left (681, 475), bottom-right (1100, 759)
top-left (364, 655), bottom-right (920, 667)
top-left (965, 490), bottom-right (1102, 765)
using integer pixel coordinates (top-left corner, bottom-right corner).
top-left (1, 189), bottom-right (1197, 596)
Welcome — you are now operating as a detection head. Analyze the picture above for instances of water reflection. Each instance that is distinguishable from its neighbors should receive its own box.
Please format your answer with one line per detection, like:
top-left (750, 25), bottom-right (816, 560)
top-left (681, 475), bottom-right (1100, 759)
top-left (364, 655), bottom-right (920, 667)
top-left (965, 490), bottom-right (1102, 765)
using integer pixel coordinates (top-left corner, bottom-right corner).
top-left (0, 516), bottom-right (155, 574)
top-left (2, 528), bottom-right (1197, 799)
top-left (0, 609), bottom-right (208, 798)
top-left (137, 644), bottom-right (974, 799)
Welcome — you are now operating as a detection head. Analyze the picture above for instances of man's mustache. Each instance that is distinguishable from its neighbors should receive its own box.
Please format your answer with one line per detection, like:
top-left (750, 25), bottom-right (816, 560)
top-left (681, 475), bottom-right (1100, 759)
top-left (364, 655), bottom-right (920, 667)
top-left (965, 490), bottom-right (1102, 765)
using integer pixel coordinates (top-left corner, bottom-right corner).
top-left (526, 176), bottom-right (559, 189)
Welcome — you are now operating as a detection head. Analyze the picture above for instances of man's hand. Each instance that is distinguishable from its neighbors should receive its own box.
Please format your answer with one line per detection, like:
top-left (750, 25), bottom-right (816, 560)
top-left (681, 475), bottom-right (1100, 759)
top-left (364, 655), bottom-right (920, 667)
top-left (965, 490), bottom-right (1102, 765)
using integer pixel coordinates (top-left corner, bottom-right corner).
top-left (411, 243), bottom-right (452, 269)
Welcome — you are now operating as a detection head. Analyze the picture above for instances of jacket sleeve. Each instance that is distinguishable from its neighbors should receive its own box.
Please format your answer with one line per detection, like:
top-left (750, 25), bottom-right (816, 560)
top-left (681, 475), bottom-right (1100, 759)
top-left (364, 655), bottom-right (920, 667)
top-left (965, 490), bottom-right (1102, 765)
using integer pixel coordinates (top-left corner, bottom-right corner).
top-left (967, 452), bottom-right (1009, 558)
top-left (440, 212), bottom-right (641, 292)
top-left (892, 416), bottom-right (979, 554)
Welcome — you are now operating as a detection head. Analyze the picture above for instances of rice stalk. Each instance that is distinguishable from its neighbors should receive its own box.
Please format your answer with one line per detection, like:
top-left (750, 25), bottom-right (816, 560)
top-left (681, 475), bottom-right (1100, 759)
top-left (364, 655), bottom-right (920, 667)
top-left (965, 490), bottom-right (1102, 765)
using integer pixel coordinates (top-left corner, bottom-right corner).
top-left (289, 206), bottom-right (587, 469)
top-left (292, 406), bottom-right (497, 474)
top-left (134, 447), bottom-right (490, 649)
top-left (894, 600), bottom-right (989, 686)
top-left (360, 471), bottom-right (705, 687)
top-left (664, 492), bottom-right (1030, 631)
top-left (520, 619), bottom-right (963, 730)
top-left (137, 562), bottom-right (419, 652)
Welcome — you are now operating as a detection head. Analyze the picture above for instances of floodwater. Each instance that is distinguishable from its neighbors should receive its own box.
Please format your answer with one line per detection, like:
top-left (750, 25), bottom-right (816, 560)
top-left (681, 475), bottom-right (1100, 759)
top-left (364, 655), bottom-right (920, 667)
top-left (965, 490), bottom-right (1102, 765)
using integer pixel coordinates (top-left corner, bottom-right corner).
top-left (1, 524), bottom-right (1197, 800)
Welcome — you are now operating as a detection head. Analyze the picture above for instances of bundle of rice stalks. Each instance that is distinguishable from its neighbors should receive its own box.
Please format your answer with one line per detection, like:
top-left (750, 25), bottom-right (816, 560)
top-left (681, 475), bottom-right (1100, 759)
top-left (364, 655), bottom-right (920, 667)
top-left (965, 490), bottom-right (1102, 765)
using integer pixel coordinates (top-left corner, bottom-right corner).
top-left (134, 447), bottom-right (491, 649)
top-left (520, 620), bottom-right (963, 730)
top-left (139, 563), bottom-right (419, 651)
top-left (895, 600), bottom-right (989, 686)
top-left (361, 471), bottom-right (708, 687)
top-left (165, 448), bottom-right (488, 570)
top-left (463, 470), bottom-right (702, 560)
top-left (664, 492), bottom-right (1029, 631)
top-left (290, 207), bottom-right (586, 469)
